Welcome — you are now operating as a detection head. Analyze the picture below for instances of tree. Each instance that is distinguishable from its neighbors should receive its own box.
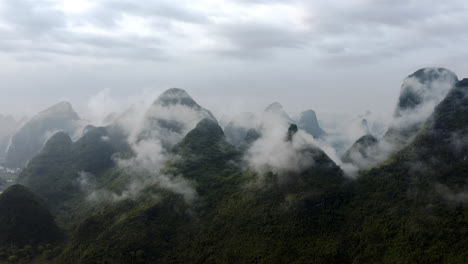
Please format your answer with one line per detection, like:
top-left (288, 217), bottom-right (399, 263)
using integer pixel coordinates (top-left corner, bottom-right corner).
top-left (8, 255), bottom-right (18, 263)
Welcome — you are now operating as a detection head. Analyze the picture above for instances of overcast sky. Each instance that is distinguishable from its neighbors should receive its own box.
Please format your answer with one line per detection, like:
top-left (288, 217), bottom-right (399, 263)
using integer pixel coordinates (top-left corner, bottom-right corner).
top-left (0, 0), bottom-right (467, 121)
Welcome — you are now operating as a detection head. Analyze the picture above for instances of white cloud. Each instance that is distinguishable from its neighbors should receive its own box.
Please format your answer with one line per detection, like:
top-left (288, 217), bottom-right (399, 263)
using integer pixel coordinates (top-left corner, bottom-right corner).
top-left (1, 0), bottom-right (468, 129)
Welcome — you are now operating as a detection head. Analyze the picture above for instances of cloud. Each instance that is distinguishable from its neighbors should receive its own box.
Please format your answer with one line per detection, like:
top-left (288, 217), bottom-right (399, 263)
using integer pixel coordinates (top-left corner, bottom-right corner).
top-left (339, 68), bottom-right (458, 170)
top-left (86, 173), bottom-right (197, 204)
top-left (242, 111), bottom-right (323, 181)
top-left (89, 0), bottom-right (209, 27)
top-left (2, 0), bottom-right (468, 131)
top-left (1, 0), bottom-right (467, 63)
top-left (224, 102), bottom-right (384, 178)
top-left (78, 88), bottom-right (219, 204)
top-left (213, 22), bottom-right (308, 59)
top-left (304, 0), bottom-right (468, 64)
top-left (435, 183), bottom-right (468, 205)
top-left (0, 0), bottom-right (169, 61)
top-left (77, 170), bottom-right (155, 203)
top-left (86, 89), bottom-right (119, 125)
top-left (386, 68), bottom-right (457, 147)
top-left (77, 171), bottom-right (96, 192)
top-left (114, 137), bottom-right (198, 203)
top-left (118, 139), bottom-right (168, 172)
top-left (83, 87), bottom-right (162, 132)
top-left (0, 0), bottom-right (66, 35)
top-left (76, 137), bottom-right (198, 204)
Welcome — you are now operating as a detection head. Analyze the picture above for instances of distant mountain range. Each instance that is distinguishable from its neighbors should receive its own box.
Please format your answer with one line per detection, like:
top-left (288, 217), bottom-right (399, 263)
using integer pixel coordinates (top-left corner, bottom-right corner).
top-left (1, 68), bottom-right (467, 264)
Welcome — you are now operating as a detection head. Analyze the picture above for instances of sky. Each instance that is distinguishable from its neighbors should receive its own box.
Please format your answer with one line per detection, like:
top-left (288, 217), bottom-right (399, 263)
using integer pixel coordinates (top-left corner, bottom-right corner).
top-left (0, 0), bottom-right (467, 122)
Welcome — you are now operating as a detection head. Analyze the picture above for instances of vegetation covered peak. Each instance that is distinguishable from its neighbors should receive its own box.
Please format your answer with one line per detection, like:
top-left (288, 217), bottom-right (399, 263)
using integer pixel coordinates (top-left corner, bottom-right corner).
top-left (38, 101), bottom-right (79, 120)
top-left (395, 67), bottom-right (458, 116)
top-left (154, 88), bottom-right (199, 108)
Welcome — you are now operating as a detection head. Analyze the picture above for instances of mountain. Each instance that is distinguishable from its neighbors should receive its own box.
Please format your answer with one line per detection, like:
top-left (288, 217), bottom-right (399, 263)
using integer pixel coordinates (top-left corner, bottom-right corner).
top-left (244, 128), bottom-right (261, 143)
top-left (0, 184), bottom-right (61, 246)
top-left (343, 68), bottom-right (458, 169)
top-left (18, 126), bottom-right (117, 210)
top-left (339, 78), bottom-right (468, 263)
top-left (384, 67), bottom-right (458, 148)
top-left (17, 132), bottom-right (74, 206)
top-left (360, 118), bottom-right (370, 133)
top-left (170, 118), bottom-right (240, 202)
top-left (224, 112), bottom-right (257, 148)
top-left (173, 116), bottom-right (238, 162)
top-left (394, 68), bottom-right (458, 117)
top-left (138, 88), bottom-right (217, 147)
top-left (58, 118), bottom-right (242, 264)
top-left (286, 123), bottom-right (298, 141)
top-left (341, 134), bottom-right (378, 169)
top-left (167, 124), bottom-right (348, 263)
top-left (176, 71), bottom-right (467, 263)
top-left (10, 70), bottom-right (468, 264)
top-left (5, 101), bottom-right (81, 169)
top-left (0, 115), bottom-right (17, 137)
top-left (298, 109), bottom-right (327, 138)
top-left (71, 126), bottom-right (115, 174)
top-left (264, 102), bottom-right (293, 122)
top-left (173, 118), bottom-right (237, 163)
top-left (58, 121), bottom-right (348, 264)
top-left (0, 114), bottom-right (17, 161)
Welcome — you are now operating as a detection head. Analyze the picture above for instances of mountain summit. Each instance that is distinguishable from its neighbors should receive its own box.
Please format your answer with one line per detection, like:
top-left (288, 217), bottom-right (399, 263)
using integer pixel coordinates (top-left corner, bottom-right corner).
top-left (39, 101), bottom-right (79, 118)
top-left (5, 101), bottom-right (81, 168)
top-left (264, 102), bottom-right (293, 122)
top-left (385, 67), bottom-right (458, 149)
top-left (394, 68), bottom-right (458, 117)
top-left (298, 109), bottom-right (326, 139)
top-left (153, 88), bottom-right (216, 121)
top-left (343, 68), bottom-right (459, 169)
top-left (173, 118), bottom-right (237, 163)
top-left (138, 88), bottom-right (217, 147)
